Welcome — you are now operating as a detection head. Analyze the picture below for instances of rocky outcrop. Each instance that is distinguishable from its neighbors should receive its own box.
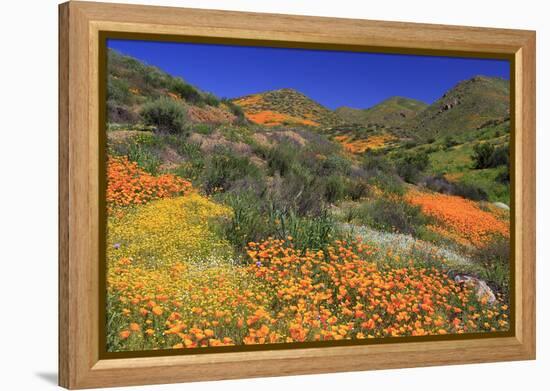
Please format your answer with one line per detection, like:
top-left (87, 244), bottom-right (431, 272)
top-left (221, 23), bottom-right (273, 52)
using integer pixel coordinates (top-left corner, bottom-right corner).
top-left (454, 275), bottom-right (497, 304)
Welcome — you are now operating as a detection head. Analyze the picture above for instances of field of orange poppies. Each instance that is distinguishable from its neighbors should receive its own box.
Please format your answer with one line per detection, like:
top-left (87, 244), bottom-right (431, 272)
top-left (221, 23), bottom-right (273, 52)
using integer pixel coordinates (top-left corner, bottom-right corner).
top-left (106, 156), bottom-right (510, 352)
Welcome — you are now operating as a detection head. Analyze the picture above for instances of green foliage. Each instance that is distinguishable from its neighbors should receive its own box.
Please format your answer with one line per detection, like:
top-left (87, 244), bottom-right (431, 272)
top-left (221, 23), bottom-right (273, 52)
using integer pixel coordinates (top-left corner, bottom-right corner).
top-left (192, 123), bottom-right (215, 135)
top-left (443, 135), bottom-right (459, 149)
top-left (324, 175), bottom-right (346, 203)
top-left (266, 142), bottom-right (298, 176)
top-left (170, 78), bottom-right (202, 104)
top-left (204, 93), bottom-right (220, 107)
top-left (107, 76), bottom-right (132, 104)
top-left (173, 142), bottom-right (205, 182)
top-left (345, 180), bottom-right (370, 201)
top-left (334, 97), bottom-right (428, 127)
top-left (108, 133), bottom-right (163, 174)
top-left (222, 99), bottom-right (246, 123)
top-left (424, 174), bottom-right (488, 201)
top-left (404, 76), bottom-right (510, 140)
top-left (140, 97), bottom-right (188, 134)
top-left (472, 142), bottom-right (509, 169)
top-left (355, 197), bottom-right (428, 236)
top-left (267, 208), bottom-right (336, 252)
top-left (495, 167), bottom-right (510, 184)
top-left (470, 236), bottom-right (510, 295)
top-left (322, 154), bottom-right (352, 176)
top-left (395, 151), bottom-right (430, 183)
top-left (201, 148), bottom-right (261, 194)
top-left (218, 191), bottom-right (338, 255)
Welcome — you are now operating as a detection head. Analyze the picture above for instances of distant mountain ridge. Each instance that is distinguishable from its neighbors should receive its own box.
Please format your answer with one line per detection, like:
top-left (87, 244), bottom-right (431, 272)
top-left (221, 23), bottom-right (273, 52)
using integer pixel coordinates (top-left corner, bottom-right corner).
top-left (232, 88), bottom-right (344, 128)
top-left (402, 76), bottom-right (510, 140)
top-left (335, 96), bottom-right (428, 128)
top-left (107, 49), bottom-right (510, 145)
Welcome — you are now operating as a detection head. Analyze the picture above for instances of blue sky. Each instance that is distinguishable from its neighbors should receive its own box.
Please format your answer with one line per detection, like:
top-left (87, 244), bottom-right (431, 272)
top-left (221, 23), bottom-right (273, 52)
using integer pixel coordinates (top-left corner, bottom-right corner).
top-left (108, 39), bottom-right (510, 110)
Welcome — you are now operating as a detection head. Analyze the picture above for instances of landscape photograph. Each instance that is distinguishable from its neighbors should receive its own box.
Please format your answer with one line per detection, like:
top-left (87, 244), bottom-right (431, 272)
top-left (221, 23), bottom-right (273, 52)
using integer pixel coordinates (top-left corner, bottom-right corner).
top-left (104, 40), bottom-right (512, 353)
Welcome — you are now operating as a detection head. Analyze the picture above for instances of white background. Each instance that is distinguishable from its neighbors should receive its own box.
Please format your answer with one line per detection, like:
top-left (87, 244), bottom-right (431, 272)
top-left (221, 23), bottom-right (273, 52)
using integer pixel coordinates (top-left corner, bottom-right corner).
top-left (0, 0), bottom-right (547, 389)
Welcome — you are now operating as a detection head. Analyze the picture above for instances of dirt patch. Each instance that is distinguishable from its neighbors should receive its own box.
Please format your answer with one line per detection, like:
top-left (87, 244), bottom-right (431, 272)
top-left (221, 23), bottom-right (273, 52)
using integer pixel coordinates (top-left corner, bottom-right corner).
top-left (189, 131), bottom-right (253, 156)
top-left (158, 146), bottom-right (184, 171)
top-left (107, 130), bottom-right (153, 142)
top-left (187, 105), bottom-right (237, 124)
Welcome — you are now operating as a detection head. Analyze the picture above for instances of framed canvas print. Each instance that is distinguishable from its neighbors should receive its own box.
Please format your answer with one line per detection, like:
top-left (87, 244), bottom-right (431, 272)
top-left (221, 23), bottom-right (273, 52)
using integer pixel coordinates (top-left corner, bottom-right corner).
top-left (59, 1), bottom-right (536, 389)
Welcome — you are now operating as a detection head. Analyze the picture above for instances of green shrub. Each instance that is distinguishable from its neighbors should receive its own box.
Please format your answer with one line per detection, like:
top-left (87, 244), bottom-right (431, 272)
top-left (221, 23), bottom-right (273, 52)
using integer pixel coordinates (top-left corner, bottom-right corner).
top-left (266, 142), bottom-right (298, 176)
top-left (324, 175), bottom-right (345, 203)
top-left (140, 97), bottom-right (188, 134)
top-left (472, 142), bottom-right (509, 169)
top-left (403, 140), bottom-right (418, 149)
top-left (222, 99), bottom-right (246, 123)
top-left (356, 197), bottom-right (428, 236)
top-left (424, 174), bottom-right (488, 201)
top-left (443, 135), bottom-right (459, 149)
top-left (217, 191), bottom-right (270, 252)
top-left (346, 180), bottom-right (370, 201)
top-left (267, 208), bottom-right (337, 252)
top-left (362, 153), bottom-right (392, 173)
top-left (218, 192), bottom-right (338, 255)
top-left (192, 123), bottom-right (215, 135)
top-left (170, 79), bottom-right (202, 104)
top-left (368, 172), bottom-right (404, 195)
top-left (201, 148), bottom-right (261, 194)
top-left (203, 93), bottom-right (220, 107)
top-left (108, 133), bottom-right (163, 174)
top-left (395, 151), bottom-right (429, 183)
top-left (143, 66), bottom-right (171, 89)
top-left (453, 182), bottom-right (489, 201)
top-left (173, 142), bottom-right (205, 182)
top-left (268, 163), bottom-right (325, 217)
top-left (496, 167), bottom-right (510, 184)
top-left (107, 76), bottom-right (131, 105)
top-left (470, 236), bottom-right (510, 296)
top-left (322, 154), bottom-right (352, 176)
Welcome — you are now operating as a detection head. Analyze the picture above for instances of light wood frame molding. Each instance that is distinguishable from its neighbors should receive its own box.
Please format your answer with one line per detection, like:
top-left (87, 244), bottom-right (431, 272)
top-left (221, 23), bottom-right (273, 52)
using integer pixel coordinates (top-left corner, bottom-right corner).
top-left (59, 1), bottom-right (536, 388)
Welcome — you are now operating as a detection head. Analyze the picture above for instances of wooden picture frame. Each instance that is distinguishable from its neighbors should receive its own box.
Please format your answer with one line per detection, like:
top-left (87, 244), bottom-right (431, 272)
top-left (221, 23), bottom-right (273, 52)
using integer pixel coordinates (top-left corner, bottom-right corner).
top-left (59, 1), bottom-right (536, 389)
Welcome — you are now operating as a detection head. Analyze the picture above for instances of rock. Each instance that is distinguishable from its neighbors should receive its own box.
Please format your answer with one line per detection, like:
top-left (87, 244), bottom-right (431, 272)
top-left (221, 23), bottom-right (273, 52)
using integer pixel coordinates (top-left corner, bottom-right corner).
top-left (454, 275), bottom-right (496, 304)
top-left (493, 202), bottom-right (510, 211)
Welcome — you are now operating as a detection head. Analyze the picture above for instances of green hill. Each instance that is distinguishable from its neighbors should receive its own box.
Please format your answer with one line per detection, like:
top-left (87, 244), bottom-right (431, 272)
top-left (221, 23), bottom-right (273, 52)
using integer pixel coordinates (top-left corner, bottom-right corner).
top-left (107, 49), bottom-right (244, 126)
top-left (335, 96), bottom-right (428, 128)
top-left (403, 76), bottom-right (509, 140)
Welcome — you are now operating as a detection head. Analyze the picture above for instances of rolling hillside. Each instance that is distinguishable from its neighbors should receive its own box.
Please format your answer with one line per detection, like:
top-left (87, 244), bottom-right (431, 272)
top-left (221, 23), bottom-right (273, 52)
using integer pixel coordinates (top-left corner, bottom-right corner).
top-left (335, 96), bottom-right (428, 128)
top-left (232, 88), bottom-right (344, 128)
top-left (403, 76), bottom-right (509, 140)
top-left (107, 49), bottom-right (245, 126)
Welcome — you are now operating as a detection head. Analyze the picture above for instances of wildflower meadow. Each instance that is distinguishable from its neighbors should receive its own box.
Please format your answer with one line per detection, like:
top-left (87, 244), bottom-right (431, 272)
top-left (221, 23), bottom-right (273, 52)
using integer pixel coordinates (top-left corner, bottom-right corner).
top-left (105, 45), bottom-right (511, 352)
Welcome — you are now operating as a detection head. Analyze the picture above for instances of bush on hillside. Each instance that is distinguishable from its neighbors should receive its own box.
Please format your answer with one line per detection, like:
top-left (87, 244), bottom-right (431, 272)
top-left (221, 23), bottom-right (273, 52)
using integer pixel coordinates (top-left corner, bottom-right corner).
top-left (324, 175), bottom-right (346, 203)
top-left (170, 78), bottom-right (202, 104)
top-left (356, 197), bottom-right (428, 236)
top-left (140, 97), bottom-right (188, 134)
top-left (424, 174), bottom-right (488, 201)
top-left (107, 76), bottom-right (132, 105)
top-left (472, 142), bottom-right (509, 169)
top-left (395, 151), bottom-right (430, 183)
top-left (443, 135), bottom-right (459, 149)
top-left (266, 142), bottom-right (299, 177)
top-left (221, 99), bottom-right (246, 123)
top-left (201, 148), bottom-right (261, 194)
